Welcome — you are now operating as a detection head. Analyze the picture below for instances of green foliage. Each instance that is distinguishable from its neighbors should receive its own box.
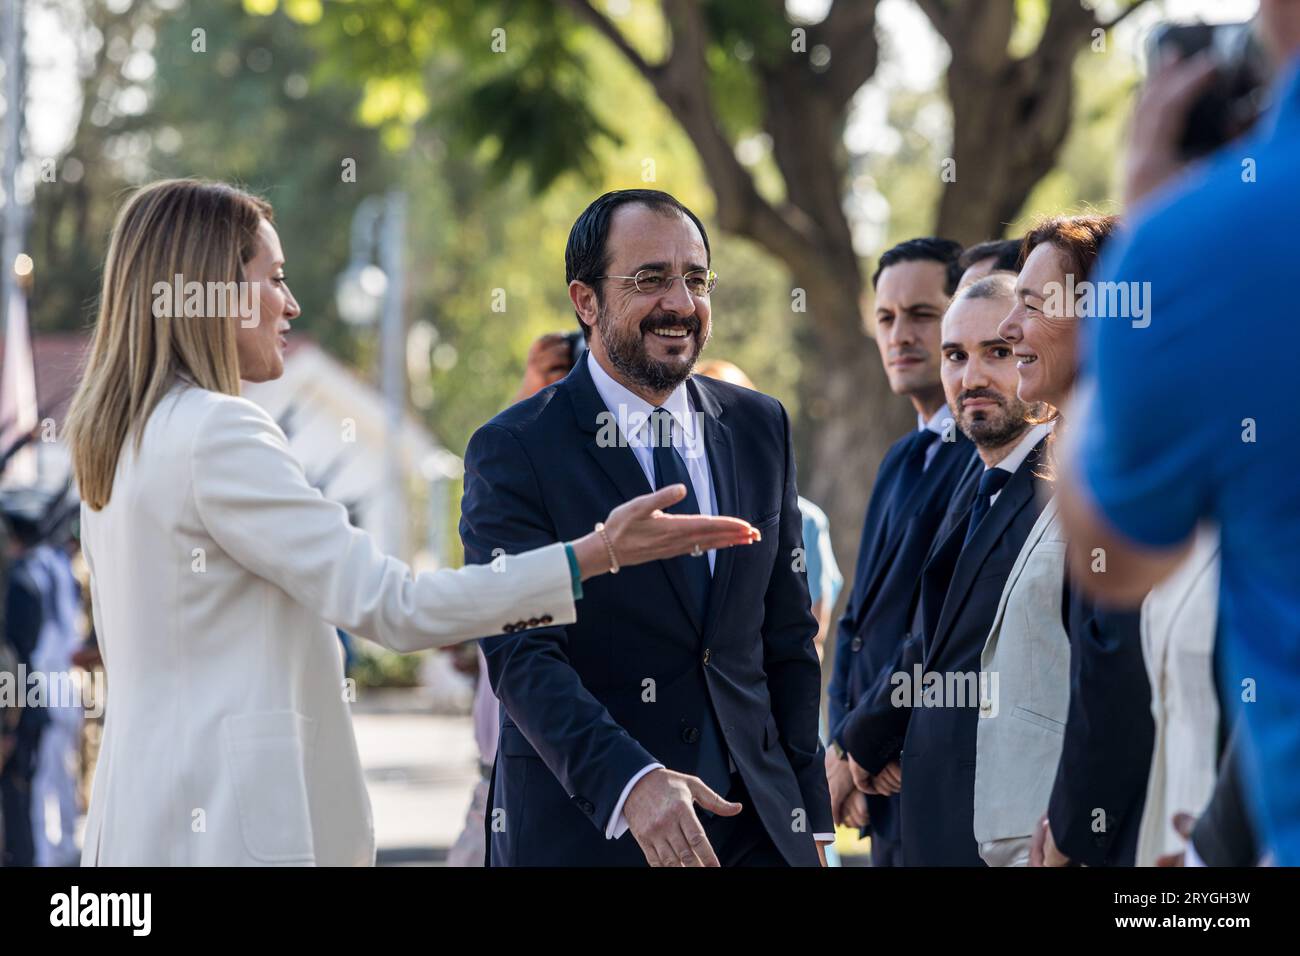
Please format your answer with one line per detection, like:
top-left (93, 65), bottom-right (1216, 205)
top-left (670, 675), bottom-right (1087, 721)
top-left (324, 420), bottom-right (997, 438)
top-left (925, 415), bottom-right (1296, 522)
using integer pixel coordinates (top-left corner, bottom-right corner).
top-left (350, 644), bottom-right (426, 689)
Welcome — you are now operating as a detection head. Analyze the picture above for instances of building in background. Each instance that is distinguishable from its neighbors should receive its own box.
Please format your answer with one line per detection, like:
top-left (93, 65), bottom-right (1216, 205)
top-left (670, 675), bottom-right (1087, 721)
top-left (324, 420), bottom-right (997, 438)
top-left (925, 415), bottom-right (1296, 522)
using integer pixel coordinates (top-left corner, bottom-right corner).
top-left (1, 332), bottom-right (462, 569)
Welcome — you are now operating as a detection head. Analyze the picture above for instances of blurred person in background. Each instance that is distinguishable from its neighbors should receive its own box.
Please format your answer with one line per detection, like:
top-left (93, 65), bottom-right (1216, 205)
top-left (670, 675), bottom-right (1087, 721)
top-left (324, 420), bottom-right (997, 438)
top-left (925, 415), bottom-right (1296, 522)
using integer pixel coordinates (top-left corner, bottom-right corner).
top-left (62, 179), bottom-right (757, 866)
top-left (1058, 0), bottom-right (1300, 865)
top-left (1136, 529), bottom-right (1221, 867)
top-left (448, 330), bottom-right (582, 867)
top-left (29, 511), bottom-right (86, 867)
top-left (955, 239), bottom-right (1022, 293)
top-left (0, 492), bottom-right (52, 867)
top-left (825, 237), bottom-right (974, 866)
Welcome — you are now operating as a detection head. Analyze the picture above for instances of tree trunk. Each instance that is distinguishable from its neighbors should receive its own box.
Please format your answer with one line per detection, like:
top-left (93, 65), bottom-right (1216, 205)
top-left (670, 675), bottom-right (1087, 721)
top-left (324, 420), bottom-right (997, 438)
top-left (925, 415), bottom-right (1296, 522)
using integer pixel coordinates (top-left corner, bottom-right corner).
top-left (795, 311), bottom-right (915, 588)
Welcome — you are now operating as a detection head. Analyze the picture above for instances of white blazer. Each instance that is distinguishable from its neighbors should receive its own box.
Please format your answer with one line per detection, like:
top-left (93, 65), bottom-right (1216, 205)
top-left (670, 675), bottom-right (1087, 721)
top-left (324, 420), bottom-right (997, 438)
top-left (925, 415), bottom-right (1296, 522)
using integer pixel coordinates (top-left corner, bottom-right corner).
top-left (973, 495), bottom-right (1071, 859)
top-left (80, 381), bottom-right (576, 866)
top-left (1135, 528), bottom-right (1220, 867)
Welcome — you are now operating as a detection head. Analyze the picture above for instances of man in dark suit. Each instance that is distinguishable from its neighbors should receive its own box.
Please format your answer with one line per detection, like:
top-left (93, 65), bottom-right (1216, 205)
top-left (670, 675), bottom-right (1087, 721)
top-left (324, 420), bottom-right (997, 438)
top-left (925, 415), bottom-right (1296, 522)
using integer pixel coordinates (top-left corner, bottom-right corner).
top-left (839, 277), bottom-right (1048, 865)
top-left (825, 237), bottom-right (973, 866)
top-left (461, 189), bottom-right (831, 867)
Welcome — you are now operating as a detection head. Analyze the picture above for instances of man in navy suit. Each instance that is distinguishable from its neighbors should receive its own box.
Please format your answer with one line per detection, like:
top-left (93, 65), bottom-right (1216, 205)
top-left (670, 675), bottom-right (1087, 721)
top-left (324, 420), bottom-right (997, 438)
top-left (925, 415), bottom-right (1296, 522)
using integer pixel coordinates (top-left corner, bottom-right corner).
top-left (460, 190), bottom-right (832, 866)
top-left (840, 276), bottom-right (1047, 865)
top-left (824, 237), bottom-right (974, 866)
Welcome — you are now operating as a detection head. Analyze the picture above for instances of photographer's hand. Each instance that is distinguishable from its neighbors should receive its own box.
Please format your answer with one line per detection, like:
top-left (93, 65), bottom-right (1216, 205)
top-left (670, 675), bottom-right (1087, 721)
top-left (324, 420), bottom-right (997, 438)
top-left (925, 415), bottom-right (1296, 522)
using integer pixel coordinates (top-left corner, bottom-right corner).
top-left (1124, 52), bottom-right (1218, 209)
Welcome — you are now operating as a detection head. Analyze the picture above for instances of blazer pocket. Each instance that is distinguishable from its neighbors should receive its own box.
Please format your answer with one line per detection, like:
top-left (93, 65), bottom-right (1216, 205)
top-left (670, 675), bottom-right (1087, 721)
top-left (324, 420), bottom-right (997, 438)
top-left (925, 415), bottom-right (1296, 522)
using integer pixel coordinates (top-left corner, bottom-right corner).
top-left (1010, 705), bottom-right (1065, 735)
top-left (499, 723), bottom-right (542, 759)
top-left (222, 711), bottom-right (318, 864)
top-left (753, 512), bottom-right (780, 532)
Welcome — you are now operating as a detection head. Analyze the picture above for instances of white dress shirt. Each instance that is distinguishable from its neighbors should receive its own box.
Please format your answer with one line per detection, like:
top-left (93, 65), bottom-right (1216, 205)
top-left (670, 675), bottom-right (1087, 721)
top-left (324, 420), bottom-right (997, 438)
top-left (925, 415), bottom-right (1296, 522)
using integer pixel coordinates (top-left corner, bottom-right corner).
top-left (986, 421), bottom-right (1052, 505)
top-left (918, 405), bottom-right (953, 472)
top-left (588, 355), bottom-right (832, 846)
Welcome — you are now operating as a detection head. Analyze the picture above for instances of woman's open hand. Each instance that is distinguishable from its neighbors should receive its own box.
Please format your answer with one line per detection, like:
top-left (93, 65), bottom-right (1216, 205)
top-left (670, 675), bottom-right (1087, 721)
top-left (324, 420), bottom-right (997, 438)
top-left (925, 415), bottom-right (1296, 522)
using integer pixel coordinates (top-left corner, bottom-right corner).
top-left (570, 484), bottom-right (759, 579)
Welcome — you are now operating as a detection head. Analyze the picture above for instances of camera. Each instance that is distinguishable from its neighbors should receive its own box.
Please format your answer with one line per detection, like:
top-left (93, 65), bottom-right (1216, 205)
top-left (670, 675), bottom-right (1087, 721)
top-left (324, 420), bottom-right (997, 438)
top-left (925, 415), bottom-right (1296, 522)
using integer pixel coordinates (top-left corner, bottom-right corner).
top-left (1145, 20), bottom-right (1272, 159)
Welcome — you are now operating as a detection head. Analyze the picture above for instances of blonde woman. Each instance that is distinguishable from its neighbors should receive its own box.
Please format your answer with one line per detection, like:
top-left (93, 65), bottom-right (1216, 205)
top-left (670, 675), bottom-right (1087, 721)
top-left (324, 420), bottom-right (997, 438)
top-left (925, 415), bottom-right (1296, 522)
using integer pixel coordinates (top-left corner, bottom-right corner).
top-left (64, 179), bottom-right (758, 866)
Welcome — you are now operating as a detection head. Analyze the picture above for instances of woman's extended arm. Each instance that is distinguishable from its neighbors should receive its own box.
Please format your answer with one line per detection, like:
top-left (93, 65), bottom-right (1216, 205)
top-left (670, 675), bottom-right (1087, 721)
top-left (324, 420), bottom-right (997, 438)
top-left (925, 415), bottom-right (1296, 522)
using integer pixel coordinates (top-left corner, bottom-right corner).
top-left (190, 395), bottom-right (754, 652)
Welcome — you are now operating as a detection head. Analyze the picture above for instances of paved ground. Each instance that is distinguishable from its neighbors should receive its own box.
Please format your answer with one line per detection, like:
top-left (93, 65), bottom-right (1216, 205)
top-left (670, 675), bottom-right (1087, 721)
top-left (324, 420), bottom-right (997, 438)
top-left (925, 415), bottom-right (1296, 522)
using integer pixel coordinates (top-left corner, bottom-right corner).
top-left (352, 688), bottom-right (480, 866)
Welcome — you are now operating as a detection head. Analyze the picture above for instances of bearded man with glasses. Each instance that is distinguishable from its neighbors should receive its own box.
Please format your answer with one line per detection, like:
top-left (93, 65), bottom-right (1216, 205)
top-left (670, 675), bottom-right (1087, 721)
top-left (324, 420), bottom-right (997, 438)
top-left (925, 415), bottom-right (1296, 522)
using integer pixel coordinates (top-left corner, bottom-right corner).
top-left (460, 189), bottom-right (833, 867)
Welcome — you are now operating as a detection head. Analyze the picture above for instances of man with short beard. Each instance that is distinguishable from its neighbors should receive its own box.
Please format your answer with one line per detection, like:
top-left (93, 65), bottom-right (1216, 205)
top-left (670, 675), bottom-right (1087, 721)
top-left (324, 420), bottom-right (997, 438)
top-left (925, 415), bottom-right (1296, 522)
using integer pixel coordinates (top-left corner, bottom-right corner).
top-left (840, 275), bottom-right (1050, 865)
top-left (460, 190), bottom-right (832, 866)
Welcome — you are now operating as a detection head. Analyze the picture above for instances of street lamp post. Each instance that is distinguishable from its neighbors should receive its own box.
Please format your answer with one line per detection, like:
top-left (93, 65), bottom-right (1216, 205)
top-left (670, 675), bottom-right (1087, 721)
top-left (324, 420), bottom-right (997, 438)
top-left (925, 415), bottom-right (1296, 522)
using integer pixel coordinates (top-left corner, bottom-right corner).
top-left (2, 0), bottom-right (27, 338)
top-left (336, 192), bottom-right (409, 558)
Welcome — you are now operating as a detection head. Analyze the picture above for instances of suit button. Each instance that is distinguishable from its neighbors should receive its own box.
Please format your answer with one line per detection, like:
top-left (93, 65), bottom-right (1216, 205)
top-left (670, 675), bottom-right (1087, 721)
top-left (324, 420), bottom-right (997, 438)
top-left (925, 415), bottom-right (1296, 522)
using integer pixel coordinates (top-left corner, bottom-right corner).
top-left (850, 636), bottom-right (863, 652)
top-left (540, 615), bottom-right (553, 624)
top-left (681, 726), bottom-right (701, 744)
top-left (527, 618), bottom-right (539, 628)
top-left (576, 798), bottom-right (594, 815)
top-left (703, 648), bottom-right (712, 666)
top-left (503, 623), bottom-right (516, 634)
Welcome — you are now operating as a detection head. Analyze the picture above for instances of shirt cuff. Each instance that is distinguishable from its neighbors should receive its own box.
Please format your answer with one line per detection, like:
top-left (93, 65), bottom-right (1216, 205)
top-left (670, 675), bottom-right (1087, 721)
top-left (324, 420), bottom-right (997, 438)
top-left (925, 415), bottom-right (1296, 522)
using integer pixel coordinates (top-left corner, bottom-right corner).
top-left (563, 542), bottom-right (583, 601)
top-left (814, 833), bottom-right (835, 843)
top-left (605, 762), bottom-right (664, 839)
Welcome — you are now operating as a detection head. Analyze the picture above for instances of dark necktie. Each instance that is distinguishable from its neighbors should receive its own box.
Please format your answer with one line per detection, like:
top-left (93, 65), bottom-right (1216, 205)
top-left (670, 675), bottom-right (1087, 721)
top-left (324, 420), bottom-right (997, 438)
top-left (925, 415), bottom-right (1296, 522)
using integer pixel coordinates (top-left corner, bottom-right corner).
top-left (963, 466), bottom-right (1013, 548)
top-left (650, 408), bottom-right (711, 622)
top-left (886, 428), bottom-right (941, 531)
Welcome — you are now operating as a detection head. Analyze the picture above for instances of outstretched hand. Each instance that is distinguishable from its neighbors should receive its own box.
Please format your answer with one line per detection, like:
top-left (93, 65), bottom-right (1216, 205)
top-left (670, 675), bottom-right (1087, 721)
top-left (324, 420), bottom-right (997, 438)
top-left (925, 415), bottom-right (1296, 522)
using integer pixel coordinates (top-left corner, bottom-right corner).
top-left (572, 484), bottom-right (760, 579)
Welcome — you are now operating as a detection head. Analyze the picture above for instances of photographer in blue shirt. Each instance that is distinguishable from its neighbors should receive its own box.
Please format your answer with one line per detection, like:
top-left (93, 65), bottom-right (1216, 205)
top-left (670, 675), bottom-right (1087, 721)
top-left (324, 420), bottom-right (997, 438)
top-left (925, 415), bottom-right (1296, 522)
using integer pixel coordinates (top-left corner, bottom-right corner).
top-left (1059, 2), bottom-right (1300, 866)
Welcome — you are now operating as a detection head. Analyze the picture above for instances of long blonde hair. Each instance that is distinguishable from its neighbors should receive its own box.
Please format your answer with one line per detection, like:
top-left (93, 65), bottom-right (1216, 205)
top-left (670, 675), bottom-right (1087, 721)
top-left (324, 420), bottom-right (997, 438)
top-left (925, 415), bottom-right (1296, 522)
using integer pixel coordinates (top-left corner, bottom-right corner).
top-left (64, 179), bottom-right (273, 510)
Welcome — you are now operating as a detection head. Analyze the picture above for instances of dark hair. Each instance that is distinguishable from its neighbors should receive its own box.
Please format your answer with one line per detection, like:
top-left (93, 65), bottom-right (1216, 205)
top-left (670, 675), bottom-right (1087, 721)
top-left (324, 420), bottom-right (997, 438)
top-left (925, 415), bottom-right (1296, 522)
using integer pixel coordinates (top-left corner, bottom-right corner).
top-left (565, 189), bottom-right (711, 339)
top-left (871, 237), bottom-right (964, 296)
top-left (958, 239), bottom-right (1021, 275)
top-left (1019, 215), bottom-right (1120, 282)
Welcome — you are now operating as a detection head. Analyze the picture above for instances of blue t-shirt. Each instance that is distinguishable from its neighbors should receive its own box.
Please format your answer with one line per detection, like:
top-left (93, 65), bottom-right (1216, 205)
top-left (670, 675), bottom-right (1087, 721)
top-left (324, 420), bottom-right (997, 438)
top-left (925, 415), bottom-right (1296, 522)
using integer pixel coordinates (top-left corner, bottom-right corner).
top-left (798, 496), bottom-right (843, 609)
top-left (1077, 58), bottom-right (1300, 865)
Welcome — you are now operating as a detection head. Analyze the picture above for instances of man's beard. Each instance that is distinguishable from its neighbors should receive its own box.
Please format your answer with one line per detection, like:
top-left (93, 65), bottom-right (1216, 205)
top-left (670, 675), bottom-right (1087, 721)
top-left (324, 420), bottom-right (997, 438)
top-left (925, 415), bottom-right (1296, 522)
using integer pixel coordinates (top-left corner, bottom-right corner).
top-left (957, 389), bottom-right (1038, 449)
top-left (597, 304), bottom-right (707, 393)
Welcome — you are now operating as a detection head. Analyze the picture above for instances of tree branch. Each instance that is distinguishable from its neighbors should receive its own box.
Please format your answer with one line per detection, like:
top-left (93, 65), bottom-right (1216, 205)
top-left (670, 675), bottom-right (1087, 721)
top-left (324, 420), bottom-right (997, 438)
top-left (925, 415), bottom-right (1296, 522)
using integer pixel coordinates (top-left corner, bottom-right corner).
top-left (813, 0), bottom-right (882, 107)
top-left (558, 0), bottom-right (662, 84)
top-left (1099, 0), bottom-right (1155, 32)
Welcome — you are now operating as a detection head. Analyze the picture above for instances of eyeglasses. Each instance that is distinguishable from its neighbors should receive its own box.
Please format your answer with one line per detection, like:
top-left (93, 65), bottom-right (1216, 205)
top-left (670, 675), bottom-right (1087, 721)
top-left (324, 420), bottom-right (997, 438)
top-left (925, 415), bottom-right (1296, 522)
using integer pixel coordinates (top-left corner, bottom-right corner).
top-left (595, 269), bottom-right (718, 297)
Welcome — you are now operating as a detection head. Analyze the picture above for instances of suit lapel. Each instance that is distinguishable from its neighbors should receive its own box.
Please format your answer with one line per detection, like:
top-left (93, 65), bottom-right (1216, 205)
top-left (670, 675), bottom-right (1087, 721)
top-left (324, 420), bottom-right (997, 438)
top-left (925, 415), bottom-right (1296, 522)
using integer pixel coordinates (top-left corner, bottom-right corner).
top-left (980, 494), bottom-right (1059, 667)
top-left (927, 440), bottom-right (1045, 663)
top-left (691, 377), bottom-right (737, 642)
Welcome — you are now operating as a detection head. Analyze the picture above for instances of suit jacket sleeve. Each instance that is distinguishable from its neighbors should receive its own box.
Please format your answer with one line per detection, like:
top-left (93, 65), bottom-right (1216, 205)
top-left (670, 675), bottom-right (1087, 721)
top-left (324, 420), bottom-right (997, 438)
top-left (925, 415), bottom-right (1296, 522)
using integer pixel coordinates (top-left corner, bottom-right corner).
top-left (461, 422), bottom-right (657, 834)
top-left (1191, 724), bottom-right (1260, 867)
top-left (761, 403), bottom-right (833, 834)
top-left (827, 446), bottom-right (901, 738)
top-left (190, 396), bottom-right (576, 653)
top-left (1047, 590), bottom-right (1154, 865)
top-left (839, 623), bottom-right (921, 773)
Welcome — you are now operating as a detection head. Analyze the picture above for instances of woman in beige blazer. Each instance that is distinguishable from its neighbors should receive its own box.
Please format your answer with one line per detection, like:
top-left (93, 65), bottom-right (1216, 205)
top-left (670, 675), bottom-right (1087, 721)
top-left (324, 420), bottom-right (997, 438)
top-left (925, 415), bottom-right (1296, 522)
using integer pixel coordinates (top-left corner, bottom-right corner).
top-left (64, 180), bottom-right (757, 865)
